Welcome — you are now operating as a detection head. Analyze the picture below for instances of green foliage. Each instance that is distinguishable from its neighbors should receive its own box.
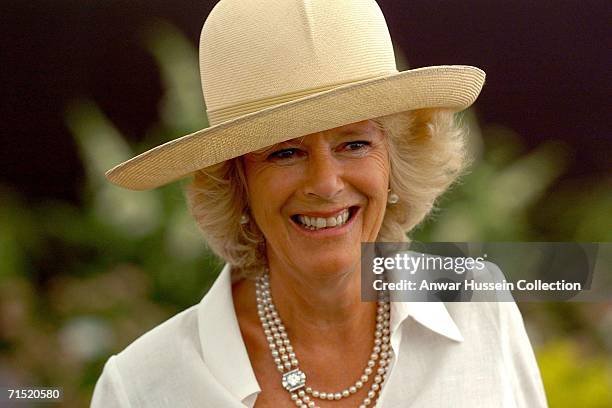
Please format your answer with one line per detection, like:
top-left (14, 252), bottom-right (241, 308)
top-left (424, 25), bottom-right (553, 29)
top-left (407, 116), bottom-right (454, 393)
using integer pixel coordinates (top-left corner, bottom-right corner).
top-left (538, 341), bottom-right (612, 408)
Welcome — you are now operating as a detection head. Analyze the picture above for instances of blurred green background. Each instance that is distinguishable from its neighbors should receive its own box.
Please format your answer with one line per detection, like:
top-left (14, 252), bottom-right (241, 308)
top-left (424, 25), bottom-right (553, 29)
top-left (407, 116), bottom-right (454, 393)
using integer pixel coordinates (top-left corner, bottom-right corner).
top-left (1, 7), bottom-right (611, 408)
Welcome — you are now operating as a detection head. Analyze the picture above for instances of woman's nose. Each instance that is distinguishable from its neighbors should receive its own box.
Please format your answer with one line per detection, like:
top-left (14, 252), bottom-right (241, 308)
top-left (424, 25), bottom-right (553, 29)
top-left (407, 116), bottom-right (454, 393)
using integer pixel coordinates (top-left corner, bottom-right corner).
top-left (302, 151), bottom-right (344, 201)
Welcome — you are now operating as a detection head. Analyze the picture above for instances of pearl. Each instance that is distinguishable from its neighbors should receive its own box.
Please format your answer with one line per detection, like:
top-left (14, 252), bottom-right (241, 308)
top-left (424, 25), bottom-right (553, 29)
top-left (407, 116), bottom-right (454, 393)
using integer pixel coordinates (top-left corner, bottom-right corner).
top-left (256, 271), bottom-right (391, 408)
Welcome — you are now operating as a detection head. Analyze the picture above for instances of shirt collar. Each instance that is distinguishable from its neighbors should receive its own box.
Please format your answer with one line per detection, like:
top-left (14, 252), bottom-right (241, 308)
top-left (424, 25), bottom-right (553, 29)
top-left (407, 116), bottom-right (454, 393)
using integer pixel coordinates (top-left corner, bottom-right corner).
top-left (197, 264), bottom-right (463, 404)
top-left (198, 264), bottom-right (260, 404)
top-left (390, 301), bottom-right (464, 342)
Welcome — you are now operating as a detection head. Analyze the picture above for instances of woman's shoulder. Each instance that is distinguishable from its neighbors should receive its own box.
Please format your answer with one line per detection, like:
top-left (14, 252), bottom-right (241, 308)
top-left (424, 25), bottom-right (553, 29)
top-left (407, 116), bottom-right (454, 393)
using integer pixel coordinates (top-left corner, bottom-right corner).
top-left (116, 303), bottom-right (201, 363)
top-left (91, 304), bottom-right (204, 407)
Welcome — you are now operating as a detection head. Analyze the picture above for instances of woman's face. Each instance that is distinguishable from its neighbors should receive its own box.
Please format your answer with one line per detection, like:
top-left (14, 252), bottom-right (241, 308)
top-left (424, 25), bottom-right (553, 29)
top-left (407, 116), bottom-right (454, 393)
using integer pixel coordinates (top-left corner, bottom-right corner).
top-left (242, 120), bottom-right (390, 277)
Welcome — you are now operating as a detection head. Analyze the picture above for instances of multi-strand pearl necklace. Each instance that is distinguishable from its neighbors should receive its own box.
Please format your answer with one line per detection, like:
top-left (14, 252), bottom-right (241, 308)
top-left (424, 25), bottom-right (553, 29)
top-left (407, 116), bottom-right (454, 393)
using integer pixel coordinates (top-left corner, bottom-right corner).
top-left (255, 271), bottom-right (392, 408)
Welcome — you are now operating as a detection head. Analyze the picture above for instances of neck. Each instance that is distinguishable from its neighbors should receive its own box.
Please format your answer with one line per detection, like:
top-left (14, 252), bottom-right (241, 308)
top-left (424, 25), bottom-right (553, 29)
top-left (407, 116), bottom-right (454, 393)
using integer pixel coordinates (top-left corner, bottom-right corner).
top-left (265, 255), bottom-right (377, 348)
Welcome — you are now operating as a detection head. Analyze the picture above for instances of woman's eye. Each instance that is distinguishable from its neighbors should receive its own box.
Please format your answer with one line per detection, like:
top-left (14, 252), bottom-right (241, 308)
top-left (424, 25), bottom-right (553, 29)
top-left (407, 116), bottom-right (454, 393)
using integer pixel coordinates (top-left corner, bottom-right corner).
top-left (344, 141), bottom-right (371, 151)
top-left (268, 148), bottom-right (300, 161)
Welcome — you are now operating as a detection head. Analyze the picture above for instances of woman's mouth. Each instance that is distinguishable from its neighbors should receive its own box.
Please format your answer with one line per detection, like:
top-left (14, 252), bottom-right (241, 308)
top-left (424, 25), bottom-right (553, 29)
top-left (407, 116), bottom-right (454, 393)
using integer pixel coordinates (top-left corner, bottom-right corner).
top-left (290, 206), bottom-right (359, 231)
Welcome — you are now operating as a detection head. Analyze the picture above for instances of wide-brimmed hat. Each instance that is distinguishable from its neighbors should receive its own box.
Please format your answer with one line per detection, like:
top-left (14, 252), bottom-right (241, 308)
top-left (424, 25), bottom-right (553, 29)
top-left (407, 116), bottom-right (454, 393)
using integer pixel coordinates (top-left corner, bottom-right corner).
top-left (106, 0), bottom-right (485, 190)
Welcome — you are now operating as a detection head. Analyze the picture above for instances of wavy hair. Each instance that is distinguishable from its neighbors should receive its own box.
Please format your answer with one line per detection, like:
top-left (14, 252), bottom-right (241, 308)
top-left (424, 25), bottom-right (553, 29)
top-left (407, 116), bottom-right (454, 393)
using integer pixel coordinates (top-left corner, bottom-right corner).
top-left (185, 108), bottom-right (470, 278)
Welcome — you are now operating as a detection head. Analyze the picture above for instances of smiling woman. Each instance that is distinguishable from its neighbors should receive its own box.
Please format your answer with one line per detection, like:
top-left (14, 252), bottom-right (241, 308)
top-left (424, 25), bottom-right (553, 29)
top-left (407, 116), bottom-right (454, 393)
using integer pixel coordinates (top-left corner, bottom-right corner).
top-left (186, 109), bottom-right (466, 280)
top-left (92, 0), bottom-right (547, 407)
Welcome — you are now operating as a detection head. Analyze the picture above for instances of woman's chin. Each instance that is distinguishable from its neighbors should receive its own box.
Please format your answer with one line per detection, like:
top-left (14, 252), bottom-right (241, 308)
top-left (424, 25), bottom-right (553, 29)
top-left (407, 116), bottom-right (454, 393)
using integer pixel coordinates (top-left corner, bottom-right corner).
top-left (296, 252), bottom-right (360, 277)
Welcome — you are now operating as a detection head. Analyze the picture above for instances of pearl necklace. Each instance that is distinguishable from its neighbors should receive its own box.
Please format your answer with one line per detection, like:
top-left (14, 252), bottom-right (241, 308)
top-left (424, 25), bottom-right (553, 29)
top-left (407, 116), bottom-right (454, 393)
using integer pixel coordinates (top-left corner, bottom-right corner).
top-left (255, 271), bottom-right (392, 408)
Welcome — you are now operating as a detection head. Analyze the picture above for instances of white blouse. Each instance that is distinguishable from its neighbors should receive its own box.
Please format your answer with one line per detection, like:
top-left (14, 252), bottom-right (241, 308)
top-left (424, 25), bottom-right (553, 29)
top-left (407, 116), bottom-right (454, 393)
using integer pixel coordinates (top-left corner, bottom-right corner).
top-left (91, 264), bottom-right (548, 407)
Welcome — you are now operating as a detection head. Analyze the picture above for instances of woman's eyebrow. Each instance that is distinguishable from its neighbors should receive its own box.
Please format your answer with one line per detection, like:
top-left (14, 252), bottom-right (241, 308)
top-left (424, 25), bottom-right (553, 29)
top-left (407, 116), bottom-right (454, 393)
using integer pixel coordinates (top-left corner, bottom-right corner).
top-left (337, 128), bottom-right (375, 138)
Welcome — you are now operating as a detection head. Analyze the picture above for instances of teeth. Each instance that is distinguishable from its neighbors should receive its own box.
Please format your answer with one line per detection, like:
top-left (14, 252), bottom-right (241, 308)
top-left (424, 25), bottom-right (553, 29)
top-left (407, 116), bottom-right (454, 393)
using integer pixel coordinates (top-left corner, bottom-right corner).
top-left (297, 209), bottom-right (351, 230)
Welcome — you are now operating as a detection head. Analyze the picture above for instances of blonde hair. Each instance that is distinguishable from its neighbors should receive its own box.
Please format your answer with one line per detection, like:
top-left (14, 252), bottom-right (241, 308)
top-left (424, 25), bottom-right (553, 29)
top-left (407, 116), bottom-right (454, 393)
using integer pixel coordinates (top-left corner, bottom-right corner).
top-left (185, 108), bottom-right (469, 278)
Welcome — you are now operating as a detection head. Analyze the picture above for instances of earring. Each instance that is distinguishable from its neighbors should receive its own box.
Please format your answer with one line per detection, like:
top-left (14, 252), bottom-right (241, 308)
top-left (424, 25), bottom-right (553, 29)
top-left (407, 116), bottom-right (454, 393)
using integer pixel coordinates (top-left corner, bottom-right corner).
top-left (240, 213), bottom-right (250, 224)
top-left (387, 191), bottom-right (399, 204)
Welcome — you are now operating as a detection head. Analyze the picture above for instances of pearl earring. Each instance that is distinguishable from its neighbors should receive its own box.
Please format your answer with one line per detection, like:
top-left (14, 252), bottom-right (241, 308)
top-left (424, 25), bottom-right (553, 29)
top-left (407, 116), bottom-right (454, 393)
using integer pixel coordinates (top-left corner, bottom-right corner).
top-left (240, 213), bottom-right (250, 224)
top-left (387, 191), bottom-right (399, 204)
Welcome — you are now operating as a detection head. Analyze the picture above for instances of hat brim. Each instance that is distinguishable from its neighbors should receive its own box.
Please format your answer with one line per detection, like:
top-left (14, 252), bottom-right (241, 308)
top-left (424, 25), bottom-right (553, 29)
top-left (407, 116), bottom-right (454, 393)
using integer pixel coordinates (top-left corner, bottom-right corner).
top-left (106, 65), bottom-right (485, 190)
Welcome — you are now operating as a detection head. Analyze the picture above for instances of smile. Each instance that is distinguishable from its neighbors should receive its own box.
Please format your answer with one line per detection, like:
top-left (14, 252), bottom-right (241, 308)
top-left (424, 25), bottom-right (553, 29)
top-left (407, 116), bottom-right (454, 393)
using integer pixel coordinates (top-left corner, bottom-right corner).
top-left (291, 207), bottom-right (358, 231)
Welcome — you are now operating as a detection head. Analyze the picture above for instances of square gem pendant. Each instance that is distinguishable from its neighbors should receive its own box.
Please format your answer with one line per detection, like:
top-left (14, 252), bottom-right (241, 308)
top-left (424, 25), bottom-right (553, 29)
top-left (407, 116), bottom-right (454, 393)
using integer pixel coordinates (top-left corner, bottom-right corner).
top-left (281, 369), bottom-right (306, 392)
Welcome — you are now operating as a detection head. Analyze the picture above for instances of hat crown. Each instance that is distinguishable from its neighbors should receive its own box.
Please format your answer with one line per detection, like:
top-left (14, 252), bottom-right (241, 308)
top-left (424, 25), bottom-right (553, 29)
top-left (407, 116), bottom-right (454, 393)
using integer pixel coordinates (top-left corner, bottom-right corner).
top-left (200, 0), bottom-right (398, 125)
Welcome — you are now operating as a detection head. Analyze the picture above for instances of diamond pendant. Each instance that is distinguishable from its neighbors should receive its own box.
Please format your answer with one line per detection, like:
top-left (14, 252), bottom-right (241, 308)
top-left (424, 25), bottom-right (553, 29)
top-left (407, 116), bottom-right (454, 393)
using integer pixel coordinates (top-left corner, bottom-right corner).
top-left (281, 368), bottom-right (306, 392)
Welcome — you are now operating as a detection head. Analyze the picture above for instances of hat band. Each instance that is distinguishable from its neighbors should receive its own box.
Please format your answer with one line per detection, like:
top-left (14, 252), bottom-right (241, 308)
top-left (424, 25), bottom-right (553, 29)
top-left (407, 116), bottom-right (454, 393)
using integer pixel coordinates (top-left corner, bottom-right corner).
top-left (205, 70), bottom-right (398, 126)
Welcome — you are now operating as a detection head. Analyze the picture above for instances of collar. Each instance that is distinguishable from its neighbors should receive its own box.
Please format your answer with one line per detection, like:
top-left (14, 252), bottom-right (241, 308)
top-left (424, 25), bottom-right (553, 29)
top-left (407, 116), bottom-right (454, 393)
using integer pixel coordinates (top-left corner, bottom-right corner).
top-left (390, 301), bottom-right (464, 343)
top-left (197, 264), bottom-right (463, 405)
top-left (198, 264), bottom-right (260, 404)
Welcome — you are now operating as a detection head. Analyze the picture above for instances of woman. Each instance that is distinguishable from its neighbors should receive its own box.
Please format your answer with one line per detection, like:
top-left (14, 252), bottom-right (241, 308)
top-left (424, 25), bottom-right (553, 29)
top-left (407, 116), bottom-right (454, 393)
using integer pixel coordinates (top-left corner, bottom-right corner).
top-left (92, 0), bottom-right (547, 407)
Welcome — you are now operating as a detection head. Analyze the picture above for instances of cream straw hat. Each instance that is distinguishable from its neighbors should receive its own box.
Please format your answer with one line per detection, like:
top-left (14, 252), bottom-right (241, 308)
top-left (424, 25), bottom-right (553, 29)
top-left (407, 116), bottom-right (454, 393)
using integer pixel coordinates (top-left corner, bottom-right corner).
top-left (106, 0), bottom-right (485, 190)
